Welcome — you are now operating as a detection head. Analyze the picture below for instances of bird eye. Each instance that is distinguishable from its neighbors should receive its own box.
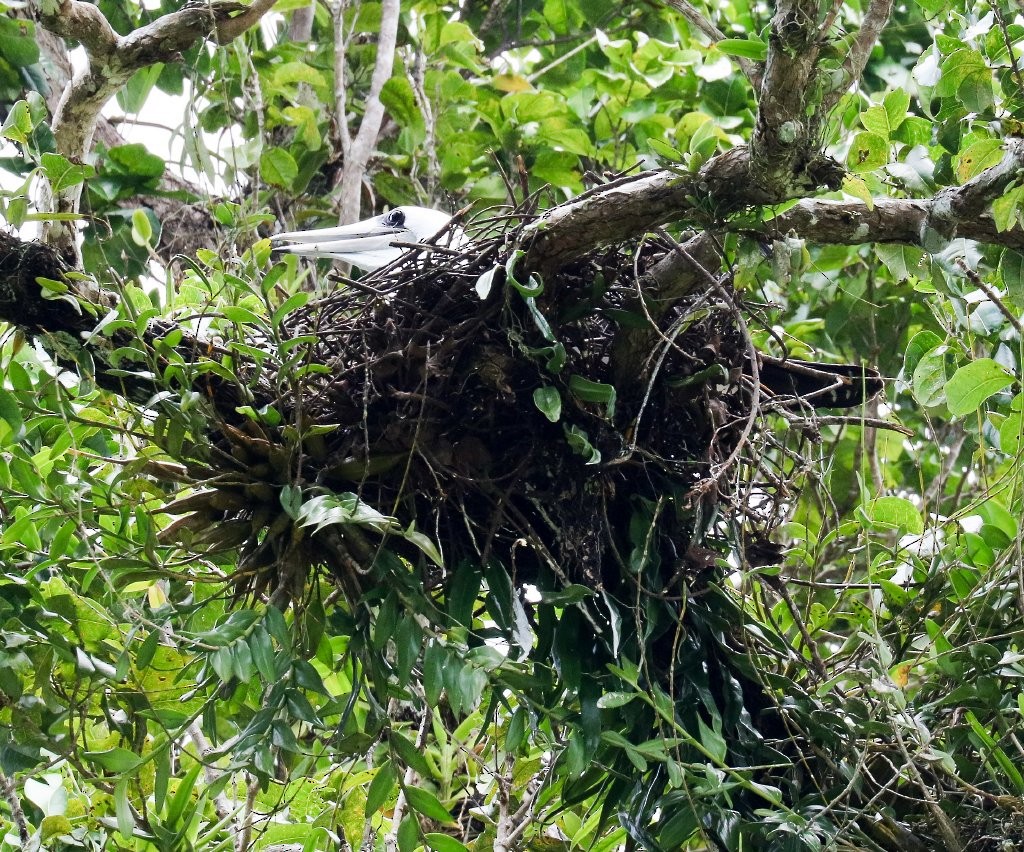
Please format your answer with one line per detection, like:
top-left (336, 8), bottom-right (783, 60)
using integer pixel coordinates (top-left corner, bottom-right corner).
top-left (383, 209), bottom-right (405, 228)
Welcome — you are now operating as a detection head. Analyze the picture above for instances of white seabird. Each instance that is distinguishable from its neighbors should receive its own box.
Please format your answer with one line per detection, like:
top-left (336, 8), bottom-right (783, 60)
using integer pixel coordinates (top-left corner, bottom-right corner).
top-left (271, 206), bottom-right (460, 272)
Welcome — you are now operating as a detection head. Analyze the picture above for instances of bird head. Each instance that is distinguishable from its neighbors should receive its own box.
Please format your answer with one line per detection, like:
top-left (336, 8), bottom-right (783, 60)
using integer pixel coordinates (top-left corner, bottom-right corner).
top-left (271, 206), bottom-right (461, 272)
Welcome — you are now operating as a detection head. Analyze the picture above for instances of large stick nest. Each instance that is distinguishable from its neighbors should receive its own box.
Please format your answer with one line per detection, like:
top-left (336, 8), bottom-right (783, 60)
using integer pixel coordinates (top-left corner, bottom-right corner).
top-left (159, 205), bottom-right (785, 608)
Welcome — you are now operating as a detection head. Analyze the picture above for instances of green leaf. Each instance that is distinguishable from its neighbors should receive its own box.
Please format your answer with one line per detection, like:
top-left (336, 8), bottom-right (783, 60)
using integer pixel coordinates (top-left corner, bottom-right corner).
top-left (564, 423), bottom-right (601, 464)
top-left (381, 77), bottom-right (426, 135)
top-left (447, 562), bottom-right (481, 627)
top-left (659, 805), bottom-right (699, 848)
top-left (506, 707), bottom-right (527, 752)
top-left (223, 306), bottom-right (264, 325)
top-left (646, 136), bottom-right (684, 162)
top-left (394, 615), bottom-right (423, 683)
top-left (117, 64), bottom-right (163, 113)
top-left (912, 345), bottom-right (950, 406)
top-left (365, 760), bottom-right (397, 816)
top-left (688, 119), bottom-right (718, 161)
top-left (423, 641), bottom-right (444, 706)
top-left (261, 147), bottom-right (299, 189)
top-left (536, 584), bottom-right (594, 605)
top-left (965, 710), bottom-right (1024, 793)
top-left (1, 100), bottom-right (33, 144)
top-left (246, 630), bottom-right (276, 684)
top-left (40, 153), bottom-right (95, 192)
top-left (597, 691), bottom-right (637, 709)
top-left (0, 18), bottom-right (39, 67)
top-left (398, 816), bottom-right (420, 852)
top-left (272, 291), bottom-right (310, 328)
top-left (568, 375), bottom-right (616, 418)
top-left (4, 196), bottom-right (26, 229)
top-left (83, 748), bottom-right (143, 774)
top-left (842, 174), bottom-right (874, 210)
top-left (400, 522), bottom-right (444, 567)
top-left (847, 131), bottom-right (889, 172)
top-left (131, 208), bottom-right (152, 245)
top-left (883, 89), bottom-right (911, 132)
top-left (955, 139), bottom-right (1004, 182)
top-left (993, 186), bottom-right (1024, 232)
top-left (114, 776), bottom-right (134, 839)
top-left (860, 106), bottom-right (891, 139)
top-left (904, 331), bottom-right (944, 379)
top-left (404, 787), bottom-right (454, 824)
top-left (999, 412), bottom-right (1024, 455)
top-left (273, 61), bottom-right (327, 88)
top-left (934, 48), bottom-right (994, 111)
top-left (945, 359), bottom-right (1015, 416)
top-left (697, 717), bottom-right (727, 763)
top-left (533, 386), bottom-right (562, 422)
top-left (999, 248), bottom-right (1024, 306)
top-left (874, 244), bottom-right (924, 281)
top-left (108, 144), bottom-right (166, 179)
top-left (868, 496), bottom-right (924, 534)
top-left (391, 731), bottom-right (433, 778)
top-left (424, 834), bottom-right (470, 852)
top-left (0, 389), bottom-right (26, 441)
top-left (715, 38), bottom-right (767, 61)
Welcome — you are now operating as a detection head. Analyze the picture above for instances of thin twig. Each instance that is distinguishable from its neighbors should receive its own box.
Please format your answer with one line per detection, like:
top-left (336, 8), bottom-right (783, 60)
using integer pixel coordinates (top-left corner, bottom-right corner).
top-left (956, 259), bottom-right (1024, 338)
top-left (655, 228), bottom-right (761, 480)
top-left (820, 0), bottom-right (896, 115)
top-left (0, 769), bottom-right (29, 846)
top-left (384, 708), bottom-right (431, 852)
top-left (660, 0), bottom-right (763, 88)
top-left (994, 5), bottom-right (1024, 101)
top-left (788, 415), bottom-right (911, 435)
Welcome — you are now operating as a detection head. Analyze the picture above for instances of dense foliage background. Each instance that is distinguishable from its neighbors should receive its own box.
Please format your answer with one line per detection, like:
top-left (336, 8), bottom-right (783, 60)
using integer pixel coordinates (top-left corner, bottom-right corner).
top-left (3, 0), bottom-right (1024, 849)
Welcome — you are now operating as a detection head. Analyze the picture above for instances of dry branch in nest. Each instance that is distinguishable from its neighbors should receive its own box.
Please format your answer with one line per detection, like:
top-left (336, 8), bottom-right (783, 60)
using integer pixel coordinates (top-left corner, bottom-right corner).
top-left (158, 206), bottom-right (792, 612)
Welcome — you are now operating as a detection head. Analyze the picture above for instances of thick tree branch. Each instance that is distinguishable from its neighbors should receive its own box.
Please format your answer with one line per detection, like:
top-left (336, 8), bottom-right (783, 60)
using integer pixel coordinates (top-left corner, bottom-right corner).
top-left (770, 138), bottom-right (1024, 250)
top-left (35, 0), bottom-right (275, 262)
top-left (215, 0), bottom-right (277, 42)
top-left (524, 146), bottom-right (843, 273)
top-left (767, 198), bottom-right (1024, 249)
top-left (0, 231), bottom-right (244, 412)
top-left (35, 25), bottom-right (218, 262)
top-left (749, 0), bottom-right (824, 195)
top-left (526, 139), bottom-right (1024, 273)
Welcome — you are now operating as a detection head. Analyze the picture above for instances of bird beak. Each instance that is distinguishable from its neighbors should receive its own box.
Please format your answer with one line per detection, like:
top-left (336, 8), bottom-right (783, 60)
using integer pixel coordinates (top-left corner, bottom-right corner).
top-left (271, 217), bottom-right (411, 258)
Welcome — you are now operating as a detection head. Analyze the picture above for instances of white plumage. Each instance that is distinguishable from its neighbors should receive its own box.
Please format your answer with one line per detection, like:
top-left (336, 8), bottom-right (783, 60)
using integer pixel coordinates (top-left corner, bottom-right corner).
top-left (271, 206), bottom-right (460, 272)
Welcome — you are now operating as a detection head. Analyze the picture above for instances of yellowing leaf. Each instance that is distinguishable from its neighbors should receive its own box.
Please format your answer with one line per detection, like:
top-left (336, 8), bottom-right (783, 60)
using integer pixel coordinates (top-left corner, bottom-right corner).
top-left (492, 74), bottom-right (533, 93)
top-left (955, 139), bottom-right (1004, 183)
top-left (842, 174), bottom-right (874, 210)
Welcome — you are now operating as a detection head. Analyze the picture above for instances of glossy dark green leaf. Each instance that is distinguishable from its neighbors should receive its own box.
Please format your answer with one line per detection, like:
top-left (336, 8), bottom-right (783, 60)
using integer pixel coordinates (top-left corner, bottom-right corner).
top-left (390, 730), bottom-right (432, 778)
top-left (365, 759), bottom-right (397, 816)
top-left (404, 787), bottom-right (454, 824)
